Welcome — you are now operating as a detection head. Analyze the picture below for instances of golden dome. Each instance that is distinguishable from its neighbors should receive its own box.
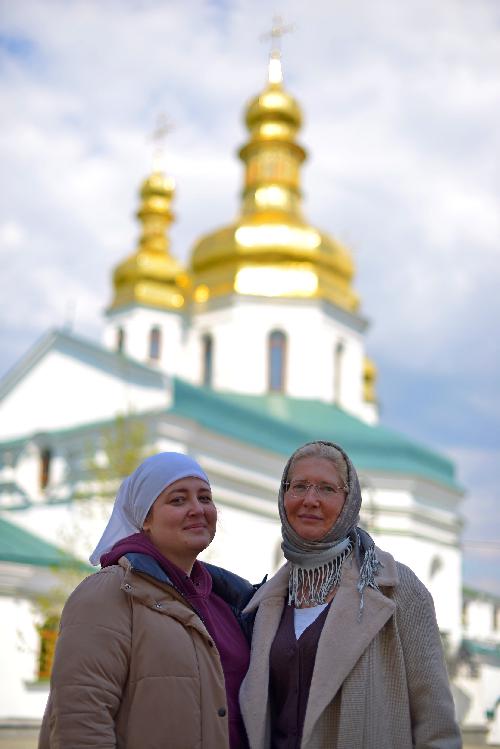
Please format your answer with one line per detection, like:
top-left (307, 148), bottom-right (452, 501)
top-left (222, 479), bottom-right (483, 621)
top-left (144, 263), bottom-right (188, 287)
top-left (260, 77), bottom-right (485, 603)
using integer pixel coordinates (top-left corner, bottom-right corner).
top-left (363, 357), bottom-right (378, 403)
top-left (109, 169), bottom-right (187, 311)
top-left (245, 61), bottom-right (302, 138)
top-left (189, 54), bottom-right (359, 312)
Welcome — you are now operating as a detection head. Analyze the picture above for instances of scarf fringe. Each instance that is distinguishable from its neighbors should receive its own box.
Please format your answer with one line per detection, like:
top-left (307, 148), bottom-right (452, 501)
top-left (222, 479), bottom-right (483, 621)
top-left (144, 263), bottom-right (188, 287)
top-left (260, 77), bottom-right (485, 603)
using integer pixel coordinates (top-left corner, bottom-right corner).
top-left (288, 540), bottom-right (353, 606)
top-left (356, 534), bottom-right (383, 620)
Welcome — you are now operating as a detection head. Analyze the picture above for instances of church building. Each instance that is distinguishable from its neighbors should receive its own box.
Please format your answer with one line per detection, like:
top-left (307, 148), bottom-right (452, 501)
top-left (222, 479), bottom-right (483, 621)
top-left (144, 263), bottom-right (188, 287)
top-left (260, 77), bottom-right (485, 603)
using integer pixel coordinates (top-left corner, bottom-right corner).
top-left (0, 51), bottom-right (498, 744)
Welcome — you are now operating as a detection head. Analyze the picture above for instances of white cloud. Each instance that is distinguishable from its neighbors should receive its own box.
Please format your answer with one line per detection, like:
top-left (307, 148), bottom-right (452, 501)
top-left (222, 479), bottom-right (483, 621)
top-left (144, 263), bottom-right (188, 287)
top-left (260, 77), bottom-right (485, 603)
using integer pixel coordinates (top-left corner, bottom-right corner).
top-left (0, 221), bottom-right (24, 249)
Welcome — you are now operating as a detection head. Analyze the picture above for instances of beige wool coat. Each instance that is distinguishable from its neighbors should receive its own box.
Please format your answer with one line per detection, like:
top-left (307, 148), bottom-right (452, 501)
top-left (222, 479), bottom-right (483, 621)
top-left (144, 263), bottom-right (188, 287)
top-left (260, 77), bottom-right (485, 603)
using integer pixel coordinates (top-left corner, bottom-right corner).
top-left (240, 548), bottom-right (462, 749)
top-left (38, 557), bottom-right (231, 749)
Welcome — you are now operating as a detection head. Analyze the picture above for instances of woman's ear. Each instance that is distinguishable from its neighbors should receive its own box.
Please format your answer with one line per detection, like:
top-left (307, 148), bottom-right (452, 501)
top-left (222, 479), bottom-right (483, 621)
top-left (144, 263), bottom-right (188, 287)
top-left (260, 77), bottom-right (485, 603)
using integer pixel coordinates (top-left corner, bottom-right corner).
top-left (142, 505), bottom-right (153, 533)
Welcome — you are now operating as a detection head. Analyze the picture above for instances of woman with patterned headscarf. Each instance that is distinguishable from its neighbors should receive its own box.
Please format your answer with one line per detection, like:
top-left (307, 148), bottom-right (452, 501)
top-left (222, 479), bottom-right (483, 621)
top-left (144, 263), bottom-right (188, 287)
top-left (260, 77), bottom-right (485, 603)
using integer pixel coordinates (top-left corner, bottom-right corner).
top-left (39, 452), bottom-right (255, 749)
top-left (240, 441), bottom-right (461, 749)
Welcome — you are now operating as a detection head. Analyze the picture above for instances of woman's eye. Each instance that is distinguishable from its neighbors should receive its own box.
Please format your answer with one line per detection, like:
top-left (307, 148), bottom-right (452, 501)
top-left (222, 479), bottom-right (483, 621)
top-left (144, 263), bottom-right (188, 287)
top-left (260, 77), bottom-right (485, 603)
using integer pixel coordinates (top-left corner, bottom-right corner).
top-left (170, 496), bottom-right (184, 505)
top-left (199, 495), bottom-right (213, 504)
top-left (321, 485), bottom-right (335, 494)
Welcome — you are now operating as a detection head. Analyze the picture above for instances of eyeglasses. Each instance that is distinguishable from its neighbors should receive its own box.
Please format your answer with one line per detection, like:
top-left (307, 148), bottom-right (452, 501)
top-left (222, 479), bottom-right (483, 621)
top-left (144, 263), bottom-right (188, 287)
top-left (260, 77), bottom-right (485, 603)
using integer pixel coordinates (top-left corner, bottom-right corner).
top-left (283, 481), bottom-right (348, 500)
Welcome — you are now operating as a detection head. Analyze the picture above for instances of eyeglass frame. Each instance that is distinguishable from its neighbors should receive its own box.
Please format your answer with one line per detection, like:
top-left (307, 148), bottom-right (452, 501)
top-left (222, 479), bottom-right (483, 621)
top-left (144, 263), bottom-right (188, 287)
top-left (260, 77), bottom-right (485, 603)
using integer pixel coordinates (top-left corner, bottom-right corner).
top-left (282, 480), bottom-right (348, 499)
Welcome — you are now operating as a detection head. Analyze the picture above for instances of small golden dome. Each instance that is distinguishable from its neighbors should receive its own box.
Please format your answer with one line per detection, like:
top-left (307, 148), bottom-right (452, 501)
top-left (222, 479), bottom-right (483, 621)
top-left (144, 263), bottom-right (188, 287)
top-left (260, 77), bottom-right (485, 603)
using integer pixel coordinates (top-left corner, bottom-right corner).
top-left (245, 83), bottom-right (302, 133)
top-left (140, 171), bottom-right (175, 199)
top-left (109, 168), bottom-right (187, 312)
top-left (363, 357), bottom-right (378, 403)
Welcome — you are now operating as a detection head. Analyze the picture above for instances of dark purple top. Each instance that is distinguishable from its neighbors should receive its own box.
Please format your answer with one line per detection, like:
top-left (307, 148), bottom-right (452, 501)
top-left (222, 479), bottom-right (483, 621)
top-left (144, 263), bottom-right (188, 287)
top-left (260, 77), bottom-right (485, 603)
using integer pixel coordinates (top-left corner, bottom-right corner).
top-left (101, 532), bottom-right (249, 749)
top-left (269, 603), bottom-right (330, 749)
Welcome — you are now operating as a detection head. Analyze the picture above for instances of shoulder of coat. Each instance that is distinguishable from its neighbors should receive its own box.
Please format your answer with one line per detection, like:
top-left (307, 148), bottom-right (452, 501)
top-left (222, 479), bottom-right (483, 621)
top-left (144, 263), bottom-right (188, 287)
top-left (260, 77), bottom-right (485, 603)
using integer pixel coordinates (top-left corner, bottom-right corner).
top-left (392, 561), bottom-right (432, 604)
top-left (62, 564), bottom-right (129, 623)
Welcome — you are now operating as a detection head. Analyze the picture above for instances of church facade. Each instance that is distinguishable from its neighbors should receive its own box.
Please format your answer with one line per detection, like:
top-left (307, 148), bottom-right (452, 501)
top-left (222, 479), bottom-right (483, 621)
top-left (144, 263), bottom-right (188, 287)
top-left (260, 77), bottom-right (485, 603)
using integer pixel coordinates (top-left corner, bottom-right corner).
top-left (0, 52), bottom-right (499, 744)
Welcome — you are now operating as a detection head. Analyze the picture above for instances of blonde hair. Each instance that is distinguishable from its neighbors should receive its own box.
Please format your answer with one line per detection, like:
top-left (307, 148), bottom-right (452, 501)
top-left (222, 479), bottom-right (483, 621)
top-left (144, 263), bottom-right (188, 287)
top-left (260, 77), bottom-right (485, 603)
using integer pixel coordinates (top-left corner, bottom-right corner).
top-left (287, 442), bottom-right (348, 486)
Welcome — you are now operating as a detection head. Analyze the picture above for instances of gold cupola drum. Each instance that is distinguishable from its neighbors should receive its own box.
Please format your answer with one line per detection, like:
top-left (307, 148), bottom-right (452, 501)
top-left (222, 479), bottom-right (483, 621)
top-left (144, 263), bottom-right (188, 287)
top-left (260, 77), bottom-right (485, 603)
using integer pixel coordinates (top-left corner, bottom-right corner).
top-left (189, 51), bottom-right (359, 312)
top-left (109, 169), bottom-right (187, 312)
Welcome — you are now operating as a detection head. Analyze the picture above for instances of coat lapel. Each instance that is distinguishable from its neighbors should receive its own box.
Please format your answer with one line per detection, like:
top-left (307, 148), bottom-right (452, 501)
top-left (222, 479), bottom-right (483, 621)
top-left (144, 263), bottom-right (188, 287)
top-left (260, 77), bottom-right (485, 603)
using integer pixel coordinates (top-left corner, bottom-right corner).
top-left (301, 549), bottom-right (399, 746)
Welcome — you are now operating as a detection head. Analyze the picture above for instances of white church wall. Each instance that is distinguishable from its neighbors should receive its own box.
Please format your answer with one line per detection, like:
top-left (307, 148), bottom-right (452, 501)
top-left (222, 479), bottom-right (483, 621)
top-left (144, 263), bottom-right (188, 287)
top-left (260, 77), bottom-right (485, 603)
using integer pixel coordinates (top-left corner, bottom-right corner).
top-left (464, 597), bottom-right (500, 644)
top-left (455, 662), bottom-right (500, 740)
top-left (104, 306), bottom-right (185, 375)
top-left (0, 346), bottom-right (170, 442)
top-left (0, 595), bottom-right (49, 719)
top-left (359, 476), bottom-right (463, 647)
top-left (3, 501), bottom-right (112, 567)
top-left (187, 296), bottom-right (369, 420)
top-left (372, 526), bottom-right (462, 646)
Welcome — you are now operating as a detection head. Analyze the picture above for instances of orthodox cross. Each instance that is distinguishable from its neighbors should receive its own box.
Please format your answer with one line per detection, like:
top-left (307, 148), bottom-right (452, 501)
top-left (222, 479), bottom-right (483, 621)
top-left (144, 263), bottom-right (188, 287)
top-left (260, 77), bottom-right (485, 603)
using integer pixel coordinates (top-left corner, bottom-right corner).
top-left (260, 15), bottom-right (294, 55)
top-left (150, 113), bottom-right (173, 172)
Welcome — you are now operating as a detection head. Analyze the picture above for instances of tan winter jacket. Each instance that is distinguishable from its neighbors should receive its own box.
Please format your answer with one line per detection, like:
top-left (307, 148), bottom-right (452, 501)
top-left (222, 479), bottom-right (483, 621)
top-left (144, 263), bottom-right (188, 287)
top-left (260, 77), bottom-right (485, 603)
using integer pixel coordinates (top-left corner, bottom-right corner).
top-left (240, 548), bottom-right (462, 749)
top-left (39, 557), bottom-right (231, 749)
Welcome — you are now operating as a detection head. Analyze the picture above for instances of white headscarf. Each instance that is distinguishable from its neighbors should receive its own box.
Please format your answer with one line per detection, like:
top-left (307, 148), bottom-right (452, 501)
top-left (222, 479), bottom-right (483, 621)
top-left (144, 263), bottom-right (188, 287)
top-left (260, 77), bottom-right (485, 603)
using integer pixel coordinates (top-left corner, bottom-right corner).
top-left (89, 452), bottom-right (210, 566)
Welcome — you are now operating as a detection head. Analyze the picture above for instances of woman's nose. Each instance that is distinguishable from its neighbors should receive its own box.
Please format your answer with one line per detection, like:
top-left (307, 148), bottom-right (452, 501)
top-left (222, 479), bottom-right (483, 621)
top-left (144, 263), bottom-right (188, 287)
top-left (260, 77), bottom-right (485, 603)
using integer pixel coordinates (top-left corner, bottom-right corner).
top-left (187, 497), bottom-right (205, 514)
top-left (302, 485), bottom-right (319, 504)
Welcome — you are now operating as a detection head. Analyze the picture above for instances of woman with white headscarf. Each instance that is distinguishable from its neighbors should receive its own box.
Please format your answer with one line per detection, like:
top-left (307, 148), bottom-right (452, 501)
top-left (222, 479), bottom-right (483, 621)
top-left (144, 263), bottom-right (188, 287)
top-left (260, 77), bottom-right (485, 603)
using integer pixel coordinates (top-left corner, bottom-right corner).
top-left (39, 452), bottom-right (255, 749)
top-left (240, 441), bottom-right (461, 749)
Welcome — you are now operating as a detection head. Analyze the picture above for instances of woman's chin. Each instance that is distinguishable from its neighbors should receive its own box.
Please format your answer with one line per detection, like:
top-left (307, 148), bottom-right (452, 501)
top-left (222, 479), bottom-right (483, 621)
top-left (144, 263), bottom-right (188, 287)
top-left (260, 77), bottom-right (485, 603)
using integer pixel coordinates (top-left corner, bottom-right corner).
top-left (295, 527), bottom-right (325, 542)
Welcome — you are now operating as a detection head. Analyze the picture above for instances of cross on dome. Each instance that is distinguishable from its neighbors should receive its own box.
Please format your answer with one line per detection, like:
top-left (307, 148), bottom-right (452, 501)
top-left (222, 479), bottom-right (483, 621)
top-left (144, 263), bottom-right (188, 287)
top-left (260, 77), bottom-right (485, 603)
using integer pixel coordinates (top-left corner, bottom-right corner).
top-left (150, 113), bottom-right (174, 173)
top-left (260, 15), bottom-right (294, 84)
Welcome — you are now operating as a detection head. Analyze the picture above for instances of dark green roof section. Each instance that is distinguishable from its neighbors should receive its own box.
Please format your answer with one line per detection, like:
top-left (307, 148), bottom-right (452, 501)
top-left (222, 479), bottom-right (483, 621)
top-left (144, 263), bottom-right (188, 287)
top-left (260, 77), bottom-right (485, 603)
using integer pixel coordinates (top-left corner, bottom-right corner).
top-left (0, 516), bottom-right (91, 570)
top-left (461, 639), bottom-right (500, 662)
top-left (170, 379), bottom-right (460, 491)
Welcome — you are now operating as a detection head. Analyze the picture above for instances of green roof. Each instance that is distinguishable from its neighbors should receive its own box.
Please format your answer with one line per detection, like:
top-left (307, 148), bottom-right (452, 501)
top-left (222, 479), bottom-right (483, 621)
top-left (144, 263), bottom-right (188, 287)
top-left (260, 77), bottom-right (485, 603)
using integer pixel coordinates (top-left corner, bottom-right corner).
top-left (462, 639), bottom-right (500, 663)
top-left (0, 516), bottom-right (90, 569)
top-left (170, 379), bottom-right (460, 491)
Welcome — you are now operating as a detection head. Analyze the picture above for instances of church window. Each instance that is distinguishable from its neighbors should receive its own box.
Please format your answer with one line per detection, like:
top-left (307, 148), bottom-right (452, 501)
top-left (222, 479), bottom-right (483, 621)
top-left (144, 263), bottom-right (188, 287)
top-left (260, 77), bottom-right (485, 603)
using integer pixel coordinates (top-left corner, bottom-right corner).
top-left (37, 615), bottom-right (59, 681)
top-left (117, 327), bottom-right (125, 353)
top-left (40, 448), bottom-right (51, 490)
top-left (202, 334), bottom-right (213, 387)
top-left (334, 341), bottom-right (344, 404)
top-left (429, 555), bottom-right (443, 579)
top-left (149, 326), bottom-right (162, 361)
top-left (461, 600), bottom-right (469, 628)
top-left (268, 330), bottom-right (287, 393)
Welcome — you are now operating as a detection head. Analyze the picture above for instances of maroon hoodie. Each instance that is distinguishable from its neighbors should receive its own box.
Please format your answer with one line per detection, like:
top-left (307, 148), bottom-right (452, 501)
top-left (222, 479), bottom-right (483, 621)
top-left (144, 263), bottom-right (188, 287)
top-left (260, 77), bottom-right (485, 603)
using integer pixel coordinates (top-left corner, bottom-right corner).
top-left (101, 533), bottom-right (249, 749)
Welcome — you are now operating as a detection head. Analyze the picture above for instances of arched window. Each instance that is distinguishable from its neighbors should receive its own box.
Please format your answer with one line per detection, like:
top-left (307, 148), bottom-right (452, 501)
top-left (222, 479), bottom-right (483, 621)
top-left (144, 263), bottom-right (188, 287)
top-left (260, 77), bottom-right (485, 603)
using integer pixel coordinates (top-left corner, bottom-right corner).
top-left (202, 334), bottom-right (213, 387)
top-left (334, 341), bottom-right (344, 404)
top-left (149, 326), bottom-right (162, 362)
top-left (37, 615), bottom-right (59, 681)
top-left (40, 448), bottom-right (51, 490)
top-left (268, 330), bottom-right (287, 393)
top-left (116, 327), bottom-right (125, 354)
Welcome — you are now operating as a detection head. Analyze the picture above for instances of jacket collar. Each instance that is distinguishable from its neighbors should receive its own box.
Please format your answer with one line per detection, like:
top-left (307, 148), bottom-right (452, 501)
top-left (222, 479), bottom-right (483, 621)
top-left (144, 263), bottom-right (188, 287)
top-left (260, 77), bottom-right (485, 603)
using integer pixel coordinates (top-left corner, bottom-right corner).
top-left (121, 552), bottom-right (174, 584)
top-left (118, 555), bottom-right (211, 637)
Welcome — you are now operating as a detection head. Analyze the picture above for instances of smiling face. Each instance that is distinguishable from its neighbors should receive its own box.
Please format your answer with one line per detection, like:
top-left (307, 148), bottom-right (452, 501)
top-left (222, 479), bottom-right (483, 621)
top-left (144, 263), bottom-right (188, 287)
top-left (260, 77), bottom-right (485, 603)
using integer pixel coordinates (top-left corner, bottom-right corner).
top-left (142, 476), bottom-right (217, 573)
top-left (284, 456), bottom-right (347, 541)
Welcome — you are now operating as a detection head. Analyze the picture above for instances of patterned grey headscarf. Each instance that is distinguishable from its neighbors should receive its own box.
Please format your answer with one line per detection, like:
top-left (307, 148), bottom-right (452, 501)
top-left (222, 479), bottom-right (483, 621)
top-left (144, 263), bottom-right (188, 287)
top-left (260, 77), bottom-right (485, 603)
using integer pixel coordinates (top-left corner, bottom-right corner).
top-left (279, 440), bottom-right (381, 612)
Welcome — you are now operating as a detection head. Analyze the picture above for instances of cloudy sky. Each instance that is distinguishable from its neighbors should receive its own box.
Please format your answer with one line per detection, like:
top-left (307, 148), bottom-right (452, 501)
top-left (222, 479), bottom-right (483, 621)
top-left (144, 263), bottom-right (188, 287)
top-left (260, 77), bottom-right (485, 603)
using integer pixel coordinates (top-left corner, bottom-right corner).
top-left (1, 0), bottom-right (499, 592)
